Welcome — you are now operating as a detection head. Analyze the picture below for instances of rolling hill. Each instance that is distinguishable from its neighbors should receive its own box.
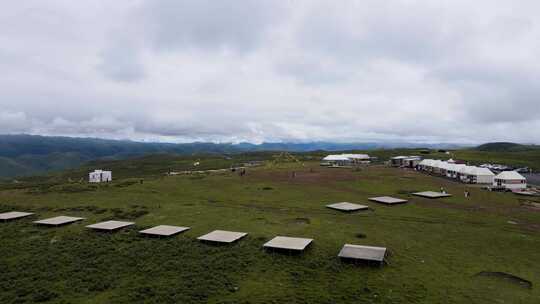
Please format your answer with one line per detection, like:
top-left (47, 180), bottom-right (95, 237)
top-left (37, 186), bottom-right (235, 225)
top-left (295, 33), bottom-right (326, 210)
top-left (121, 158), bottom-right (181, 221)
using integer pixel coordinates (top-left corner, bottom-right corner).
top-left (0, 134), bottom-right (462, 179)
top-left (475, 142), bottom-right (540, 152)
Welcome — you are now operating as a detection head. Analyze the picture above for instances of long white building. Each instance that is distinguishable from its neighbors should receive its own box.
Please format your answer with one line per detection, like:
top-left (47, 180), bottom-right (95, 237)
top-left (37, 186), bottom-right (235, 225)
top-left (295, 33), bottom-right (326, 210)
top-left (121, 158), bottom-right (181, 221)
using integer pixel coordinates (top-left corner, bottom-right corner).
top-left (321, 154), bottom-right (370, 167)
top-left (418, 159), bottom-right (497, 185)
top-left (460, 166), bottom-right (495, 184)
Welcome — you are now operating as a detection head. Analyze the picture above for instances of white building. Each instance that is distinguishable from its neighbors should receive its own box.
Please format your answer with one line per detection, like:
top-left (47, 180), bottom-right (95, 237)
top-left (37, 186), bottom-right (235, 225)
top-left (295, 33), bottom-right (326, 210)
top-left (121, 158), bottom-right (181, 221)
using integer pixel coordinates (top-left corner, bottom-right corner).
top-left (418, 159), bottom-right (495, 184)
top-left (493, 171), bottom-right (527, 190)
top-left (89, 170), bottom-right (112, 183)
top-left (418, 159), bottom-right (435, 171)
top-left (391, 156), bottom-right (422, 167)
top-left (460, 166), bottom-right (495, 184)
top-left (447, 164), bottom-right (466, 179)
top-left (321, 154), bottom-right (370, 167)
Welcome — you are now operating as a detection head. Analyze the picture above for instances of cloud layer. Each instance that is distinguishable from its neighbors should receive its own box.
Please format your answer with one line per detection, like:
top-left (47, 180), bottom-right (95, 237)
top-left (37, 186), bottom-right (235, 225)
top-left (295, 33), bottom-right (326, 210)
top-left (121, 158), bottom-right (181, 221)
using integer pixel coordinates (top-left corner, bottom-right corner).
top-left (1, 0), bottom-right (539, 144)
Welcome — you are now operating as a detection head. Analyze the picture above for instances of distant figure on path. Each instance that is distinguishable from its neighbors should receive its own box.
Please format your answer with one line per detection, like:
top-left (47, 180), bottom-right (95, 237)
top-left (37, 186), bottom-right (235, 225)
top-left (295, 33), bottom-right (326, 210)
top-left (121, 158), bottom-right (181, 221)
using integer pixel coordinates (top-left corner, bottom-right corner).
top-left (440, 187), bottom-right (446, 194)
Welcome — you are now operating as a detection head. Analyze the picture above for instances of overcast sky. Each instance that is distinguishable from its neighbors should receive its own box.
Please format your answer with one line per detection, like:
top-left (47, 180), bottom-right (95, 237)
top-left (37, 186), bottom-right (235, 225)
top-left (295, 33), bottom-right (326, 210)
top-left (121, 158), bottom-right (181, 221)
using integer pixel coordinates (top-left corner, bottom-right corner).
top-left (1, 0), bottom-right (539, 144)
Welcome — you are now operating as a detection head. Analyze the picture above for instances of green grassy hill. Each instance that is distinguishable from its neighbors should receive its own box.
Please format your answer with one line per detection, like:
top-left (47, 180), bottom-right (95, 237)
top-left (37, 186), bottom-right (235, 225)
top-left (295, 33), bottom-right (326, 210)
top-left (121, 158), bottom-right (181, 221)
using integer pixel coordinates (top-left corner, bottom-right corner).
top-left (475, 142), bottom-right (540, 152)
top-left (1, 159), bottom-right (539, 303)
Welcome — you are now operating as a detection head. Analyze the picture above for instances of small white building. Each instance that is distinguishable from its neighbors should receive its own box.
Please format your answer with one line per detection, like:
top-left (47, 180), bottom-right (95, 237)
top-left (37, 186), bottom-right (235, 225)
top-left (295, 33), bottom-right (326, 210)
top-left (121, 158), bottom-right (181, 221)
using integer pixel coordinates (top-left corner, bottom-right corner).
top-left (493, 171), bottom-right (527, 190)
top-left (89, 170), bottom-right (112, 183)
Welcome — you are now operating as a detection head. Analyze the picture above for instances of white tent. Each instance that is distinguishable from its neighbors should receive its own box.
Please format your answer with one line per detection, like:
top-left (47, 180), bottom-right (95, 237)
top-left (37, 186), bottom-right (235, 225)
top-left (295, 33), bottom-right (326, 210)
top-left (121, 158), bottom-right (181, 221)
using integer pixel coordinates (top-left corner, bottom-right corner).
top-left (447, 164), bottom-right (466, 179)
top-left (322, 155), bottom-right (350, 161)
top-left (341, 154), bottom-right (370, 160)
top-left (439, 162), bottom-right (453, 176)
top-left (461, 166), bottom-right (495, 184)
top-left (419, 159), bottom-right (436, 171)
top-left (431, 160), bottom-right (446, 175)
top-left (493, 171), bottom-right (527, 190)
top-left (457, 165), bottom-right (471, 181)
top-left (321, 154), bottom-right (370, 166)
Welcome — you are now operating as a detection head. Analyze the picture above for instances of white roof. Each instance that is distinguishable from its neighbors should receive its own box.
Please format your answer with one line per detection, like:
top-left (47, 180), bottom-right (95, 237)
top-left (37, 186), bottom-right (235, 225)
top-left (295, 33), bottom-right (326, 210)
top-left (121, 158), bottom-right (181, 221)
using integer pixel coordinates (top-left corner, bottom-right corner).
top-left (432, 160), bottom-right (444, 168)
top-left (472, 167), bottom-right (495, 176)
top-left (394, 155), bottom-right (421, 160)
top-left (495, 171), bottom-right (526, 180)
top-left (342, 154), bottom-right (370, 159)
top-left (404, 156), bottom-right (422, 160)
top-left (451, 164), bottom-right (466, 171)
top-left (458, 165), bottom-right (472, 174)
top-left (446, 163), bottom-right (457, 171)
top-left (464, 165), bottom-right (478, 174)
top-left (323, 155), bottom-right (350, 161)
top-left (461, 166), bottom-right (494, 176)
top-left (419, 159), bottom-right (435, 166)
top-left (323, 154), bottom-right (370, 161)
top-left (439, 162), bottom-right (452, 170)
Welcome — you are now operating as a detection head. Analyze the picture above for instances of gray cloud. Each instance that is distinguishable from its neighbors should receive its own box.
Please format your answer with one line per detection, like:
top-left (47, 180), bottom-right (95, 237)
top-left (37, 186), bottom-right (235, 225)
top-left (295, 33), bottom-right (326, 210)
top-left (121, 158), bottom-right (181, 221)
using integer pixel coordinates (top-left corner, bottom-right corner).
top-left (134, 0), bottom-right (284, 52)
top-left (1, 0), bottom-right (540, 144)
top-left (97, 45), bottom-right (145, 82)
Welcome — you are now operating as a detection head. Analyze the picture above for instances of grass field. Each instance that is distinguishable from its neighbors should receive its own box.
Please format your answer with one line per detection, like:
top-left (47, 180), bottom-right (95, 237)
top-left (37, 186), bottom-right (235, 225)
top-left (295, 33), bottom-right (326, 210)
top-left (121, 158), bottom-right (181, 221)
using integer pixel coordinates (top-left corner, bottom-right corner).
top-left (1, 161), bottom-right (539, 303)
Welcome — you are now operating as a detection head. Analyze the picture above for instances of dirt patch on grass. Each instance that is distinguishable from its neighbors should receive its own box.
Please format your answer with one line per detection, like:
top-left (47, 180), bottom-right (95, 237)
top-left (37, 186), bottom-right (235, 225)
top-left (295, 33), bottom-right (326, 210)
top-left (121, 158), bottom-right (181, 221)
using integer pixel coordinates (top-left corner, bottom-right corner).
top-left (473, 271), bottom-right (532, 289)
top-left (519, 199), bottom-right (540, 211)
top-left (53, 205), bottom-right (108, 214)
top-left (249, 168), bottom-right (359, 186)
top-left (414, 200), bottom-right (540, 233)
top-left (108, 205), bottom-right (149, 219)
top-left (413, 199), bottom-right (486, 212)
top-left (285, 217), bottom-right (311, 225)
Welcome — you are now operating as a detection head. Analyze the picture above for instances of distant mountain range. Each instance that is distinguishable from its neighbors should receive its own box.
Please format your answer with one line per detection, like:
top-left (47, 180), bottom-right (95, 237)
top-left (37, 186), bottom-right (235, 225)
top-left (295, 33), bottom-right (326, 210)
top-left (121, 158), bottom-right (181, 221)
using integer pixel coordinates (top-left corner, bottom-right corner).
top-left (0, 134), bottom-right (466, 178)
